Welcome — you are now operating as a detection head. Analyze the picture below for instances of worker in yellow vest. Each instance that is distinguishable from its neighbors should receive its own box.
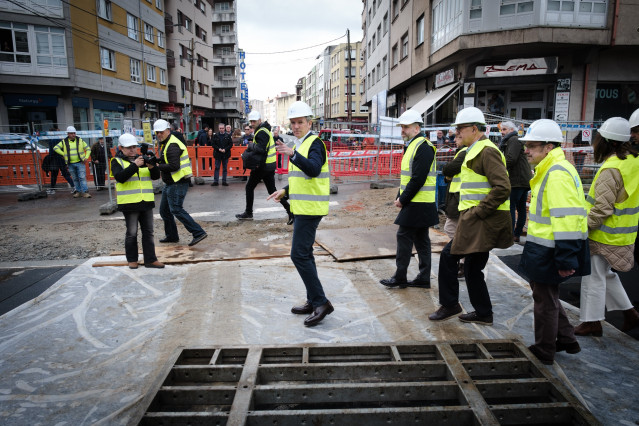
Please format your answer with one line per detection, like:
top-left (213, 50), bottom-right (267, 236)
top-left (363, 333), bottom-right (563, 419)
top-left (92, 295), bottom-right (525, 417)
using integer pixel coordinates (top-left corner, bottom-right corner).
top-left (268, 101), bottom-right (333, 327)
top-left (576, 117), bottom-right (639, 337)
top-left (153, 119), bottom-right (208, 247)
top-left (630, 108), bottom-right (639, 265)
top-left (428, 107), bottom-right (513, 325)
top-left (379, 109), bottom-right (438, 289)
top-left (110, 133), bottom-right (164, 270)
top-left (53, 126), bottom-right (91, 198)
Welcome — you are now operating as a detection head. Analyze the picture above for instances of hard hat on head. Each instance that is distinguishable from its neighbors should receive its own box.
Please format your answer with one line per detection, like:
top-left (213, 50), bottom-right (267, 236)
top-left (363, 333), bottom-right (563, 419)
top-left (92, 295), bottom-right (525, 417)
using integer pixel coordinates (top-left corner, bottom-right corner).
top-left (452, 107), bottom-right (486, 126)
top-left (520, 119), bottom-right (564, 144)
top-left (247, 110), bottom-right (261, 121)
top-left (598, 117), bottom-right (630, 142)
top-left (287, 101), bottom-right (313, 119)
top-left (153, 119), bottom-right (170, 132)
top-left (396, 109), bottom-right (423, 126)
top-left (629, 108), bottom-right (639, 129)
top-left (66, 126), bottom-right (76, 133)
top-left (118, 133), bottom-right (138, 147)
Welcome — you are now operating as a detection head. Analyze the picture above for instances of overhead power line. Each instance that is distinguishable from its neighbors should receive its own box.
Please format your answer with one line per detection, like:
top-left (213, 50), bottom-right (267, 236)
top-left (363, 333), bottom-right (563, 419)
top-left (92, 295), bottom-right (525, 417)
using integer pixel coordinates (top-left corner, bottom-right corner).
top-left (243, 33), bottom-right (347, 55)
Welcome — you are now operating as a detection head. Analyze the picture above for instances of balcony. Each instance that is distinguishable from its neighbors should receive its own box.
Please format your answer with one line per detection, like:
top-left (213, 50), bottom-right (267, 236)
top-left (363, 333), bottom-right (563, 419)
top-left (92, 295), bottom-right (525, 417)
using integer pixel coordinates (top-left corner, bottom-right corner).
top-left (212, 11), bottom-right (236, 22)
top-left (211, 55), bottom-right (237, 66)
top-left (213, 99), bottom-right (240, 110)
top-left (168, 85), bottom-right (177, 103)
top-left (211, 33), bottom-right (236, 45)
top-left (211, 76), bottom-right (237, 89)
top-left (165, 14), bottom-right (174, 34)
top-left (167, 49), bottom-right (175, 68)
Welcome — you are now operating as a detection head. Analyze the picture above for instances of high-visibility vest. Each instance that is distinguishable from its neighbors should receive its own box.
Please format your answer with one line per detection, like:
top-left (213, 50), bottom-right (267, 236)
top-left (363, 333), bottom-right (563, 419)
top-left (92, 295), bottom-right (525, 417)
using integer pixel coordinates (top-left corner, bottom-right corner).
top-left (54, 137), bottom-right (90, 164)
top-left (288, 134), bottom-right (330, 216)
top-left (458, 138), bottom-right (510, 211)
top-left (110, 158), bottom-right (155, 204)
top-left (586, 154), bottom-right (639, 246)
top-left (162, 134), bottom-right (193, 181)
top-left (526, 147), bottom-right (588, 248)
top-left (399, 136), bottom-right (437, 203)
top-left (254, 127), bottom-right (276, 164)
top-left (449, 147), bottom-right (468, 194)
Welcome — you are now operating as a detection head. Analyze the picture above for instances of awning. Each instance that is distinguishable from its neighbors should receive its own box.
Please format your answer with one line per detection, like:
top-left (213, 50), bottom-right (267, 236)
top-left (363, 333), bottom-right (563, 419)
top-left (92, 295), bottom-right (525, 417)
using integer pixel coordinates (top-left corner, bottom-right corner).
top-left (409, 83), bottom-right (459, 115)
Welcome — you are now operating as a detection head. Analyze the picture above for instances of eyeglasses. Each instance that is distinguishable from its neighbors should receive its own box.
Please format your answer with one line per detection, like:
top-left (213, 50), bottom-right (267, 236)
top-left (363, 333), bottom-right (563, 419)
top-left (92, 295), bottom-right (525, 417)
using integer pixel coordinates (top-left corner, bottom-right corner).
top-left (455, 124), bottom-right (474, 132)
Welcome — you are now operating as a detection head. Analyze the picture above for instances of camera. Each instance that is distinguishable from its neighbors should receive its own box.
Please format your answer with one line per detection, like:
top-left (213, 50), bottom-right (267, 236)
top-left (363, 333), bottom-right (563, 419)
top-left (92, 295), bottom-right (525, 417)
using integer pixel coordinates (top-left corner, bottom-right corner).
top-left (140, 143), bottom-right (158, 166)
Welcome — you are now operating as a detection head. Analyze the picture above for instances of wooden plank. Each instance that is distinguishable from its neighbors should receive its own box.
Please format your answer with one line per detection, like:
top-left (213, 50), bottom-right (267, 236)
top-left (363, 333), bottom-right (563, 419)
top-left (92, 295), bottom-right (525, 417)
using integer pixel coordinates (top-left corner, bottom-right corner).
top-left (315, 225), bottom-right (449, 262)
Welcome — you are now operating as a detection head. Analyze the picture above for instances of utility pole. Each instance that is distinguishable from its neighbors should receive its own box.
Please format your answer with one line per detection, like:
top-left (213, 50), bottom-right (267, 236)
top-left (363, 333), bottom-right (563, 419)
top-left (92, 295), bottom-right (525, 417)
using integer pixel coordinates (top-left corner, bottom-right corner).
top-left (346, 29), bottom-right (352, 124)
top-left (189, 37), bottom-right (195, 132)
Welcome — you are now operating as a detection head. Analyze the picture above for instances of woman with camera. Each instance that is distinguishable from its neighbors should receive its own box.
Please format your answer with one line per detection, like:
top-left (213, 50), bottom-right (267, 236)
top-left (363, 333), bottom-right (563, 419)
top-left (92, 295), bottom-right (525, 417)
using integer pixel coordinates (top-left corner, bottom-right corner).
top-left (110, 133), bottom-right (164, 269)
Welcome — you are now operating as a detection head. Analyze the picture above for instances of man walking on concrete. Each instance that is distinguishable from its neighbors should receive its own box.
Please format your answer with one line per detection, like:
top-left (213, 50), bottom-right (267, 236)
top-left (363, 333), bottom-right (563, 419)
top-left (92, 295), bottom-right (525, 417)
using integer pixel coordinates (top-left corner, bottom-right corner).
top-left (54, 126), bottom-right (92, 198)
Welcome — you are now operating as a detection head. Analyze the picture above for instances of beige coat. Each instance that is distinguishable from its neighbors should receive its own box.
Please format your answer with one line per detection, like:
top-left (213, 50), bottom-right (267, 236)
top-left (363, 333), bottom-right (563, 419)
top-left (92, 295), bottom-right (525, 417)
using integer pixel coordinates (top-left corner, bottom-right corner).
top-left (451, 141), bottom-right (513, 255)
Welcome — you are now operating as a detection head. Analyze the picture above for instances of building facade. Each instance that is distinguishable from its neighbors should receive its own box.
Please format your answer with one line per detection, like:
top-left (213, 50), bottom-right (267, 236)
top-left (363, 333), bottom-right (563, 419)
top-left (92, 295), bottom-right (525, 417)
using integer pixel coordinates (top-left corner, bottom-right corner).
top-left (326, 41), bottom-right (367, 126)
top-left (362, 0), bottom-right (392, 123)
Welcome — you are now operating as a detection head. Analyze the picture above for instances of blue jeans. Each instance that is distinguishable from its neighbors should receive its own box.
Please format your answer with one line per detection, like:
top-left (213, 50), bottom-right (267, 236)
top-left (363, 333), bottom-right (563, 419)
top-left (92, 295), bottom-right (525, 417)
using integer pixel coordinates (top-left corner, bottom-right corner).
top-left (510, 187), bottom-right (529, 237)
top-left (159, 181), bottom-right (205, 241)
top-left (68, 162), bottom-right (88, 193)
top-left (291, 215), bottom-right (328, 308)
top-left (214, 157), bottom-right (229, 183)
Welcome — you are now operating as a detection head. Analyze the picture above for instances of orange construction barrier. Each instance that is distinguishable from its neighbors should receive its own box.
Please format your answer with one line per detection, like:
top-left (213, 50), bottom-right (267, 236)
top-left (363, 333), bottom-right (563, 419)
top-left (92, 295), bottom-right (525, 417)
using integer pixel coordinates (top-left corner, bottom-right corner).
top-left (0, 152), bottom-right (43, 185)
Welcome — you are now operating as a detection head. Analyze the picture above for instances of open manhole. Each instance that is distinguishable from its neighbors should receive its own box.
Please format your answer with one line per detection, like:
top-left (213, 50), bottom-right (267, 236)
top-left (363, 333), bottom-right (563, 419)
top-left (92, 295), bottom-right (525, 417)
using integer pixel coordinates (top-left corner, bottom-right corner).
top-left (138, 339), bottom-right (599, 425)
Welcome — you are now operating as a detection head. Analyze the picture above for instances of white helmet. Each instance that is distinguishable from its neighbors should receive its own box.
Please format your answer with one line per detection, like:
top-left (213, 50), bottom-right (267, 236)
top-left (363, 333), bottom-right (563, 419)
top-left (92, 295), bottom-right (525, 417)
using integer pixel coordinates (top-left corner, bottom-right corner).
top-left (598, 117), bottom-right (630, 142)
top-left (396, 109), bottom-right (423, 126)
top-left (153, 119), bottom-right (170, 132)
top-left (247, 110), bottom-right (261, 121)
top-left (287, 101), bottom-right (313, 119)
top-left (452, 107), bottom-right (486, 126)
top-left (629, 108), bottom-right (639, 129)
top-left (520, 119), bottom-right (564, 144)
top-left (66, 126), bottom-right (76, 133)
top-left (118, 133), bottom-right (138, 147)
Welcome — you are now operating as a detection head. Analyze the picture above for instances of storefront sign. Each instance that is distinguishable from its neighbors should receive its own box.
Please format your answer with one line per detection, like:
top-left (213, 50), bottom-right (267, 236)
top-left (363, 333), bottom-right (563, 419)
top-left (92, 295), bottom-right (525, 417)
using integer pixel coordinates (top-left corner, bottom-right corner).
top-left (160, 104), bottom-right (183, 113)
top-left (475, 57), bottom-right (558, 78)
top-left (554, 78), bottom-right (571, 122)
top-left (192, 109), bottom-right (205, 117)
top-left (435, 69), bottom-right (455, 88)
top-left (72, 97), bottom-right (89, 108)
top-left (593, 82), bottom-right (639, 122)
top-left (93, 99), bottom-right (125, 112)
top-left (4, 94), bottom-right (58, 107)
top-left (239, 50), bottom-right (250, 114)
top-left (146, 103), bottom-right (158, 112)
top-left (160, 112), bottom-right (176, 119)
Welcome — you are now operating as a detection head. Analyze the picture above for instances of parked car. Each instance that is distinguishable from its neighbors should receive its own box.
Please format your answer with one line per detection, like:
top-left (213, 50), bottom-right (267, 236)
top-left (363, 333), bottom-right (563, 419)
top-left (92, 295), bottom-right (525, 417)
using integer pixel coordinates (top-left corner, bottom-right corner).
top-left (0, 134), bottom-right (49, 154)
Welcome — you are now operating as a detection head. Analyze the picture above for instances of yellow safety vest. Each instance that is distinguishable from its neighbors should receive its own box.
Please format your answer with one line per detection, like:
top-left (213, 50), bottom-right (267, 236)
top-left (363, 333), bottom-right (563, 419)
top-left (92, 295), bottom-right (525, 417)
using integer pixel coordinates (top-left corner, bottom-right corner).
top-left (254, 127), bottom-right (276, 164)
top-left (449, 147), bottom-right (468, 194)
top-left (110, 158), bottom-right (155, 204)
top-left (162, 135), bottom-right (193, 182)
top-left (586, 154), bottom-right (639, 246)
top-left (288, 134), bottom-right (330, 216)
top-left (458, 138), bottom-right (510, 211)
top-left (399, 136), bottom-right (437, 203)
top-left (526, 147), bottom-right (588, 248)
top-left (54, 137), bottom-right (90, 164)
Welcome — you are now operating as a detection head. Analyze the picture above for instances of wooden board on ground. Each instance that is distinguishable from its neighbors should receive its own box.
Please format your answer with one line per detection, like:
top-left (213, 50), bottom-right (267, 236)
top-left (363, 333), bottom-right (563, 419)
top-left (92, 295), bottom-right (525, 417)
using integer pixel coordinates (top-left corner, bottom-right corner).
top-left (315, 225), bottom-right (449, 262)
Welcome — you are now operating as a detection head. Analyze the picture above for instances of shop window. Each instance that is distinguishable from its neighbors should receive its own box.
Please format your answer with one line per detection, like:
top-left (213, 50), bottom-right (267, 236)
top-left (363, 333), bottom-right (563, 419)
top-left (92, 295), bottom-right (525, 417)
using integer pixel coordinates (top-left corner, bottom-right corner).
top-left (127, 14), bottom-right (138, 41)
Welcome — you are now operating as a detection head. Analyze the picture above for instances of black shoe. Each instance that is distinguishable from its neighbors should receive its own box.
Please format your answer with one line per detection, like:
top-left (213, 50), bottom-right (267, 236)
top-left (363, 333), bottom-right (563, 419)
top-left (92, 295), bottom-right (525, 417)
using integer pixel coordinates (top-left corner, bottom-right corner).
top-left (428, 304), bottom-right (463, 321)
top-left (406, 277), bottom-right (430, 288)
top-left (555, 341), bottom-right (581, 354)
top-left (222, 182), bottom-right (229, 186)
top-left (211, 182), bottom-right (219, 186)
top-left (304, 301), bottom-right (334, 327)
top-left (528, 345), bottom-right (554, 365)
top-left (188, 233), bottom-right (208, 246)
top-left (291, 301), bottom-right (313, 315)
top-left (236, 212), bottom-right (253, 220)
top-left (380, 277), bottom-right (408, 288)
top-left (287, 212), bottom-right (295, 225)
top-left (159, 237), bottom-right (179, 243)
top-left (459, 311), bottom-right (493, 326)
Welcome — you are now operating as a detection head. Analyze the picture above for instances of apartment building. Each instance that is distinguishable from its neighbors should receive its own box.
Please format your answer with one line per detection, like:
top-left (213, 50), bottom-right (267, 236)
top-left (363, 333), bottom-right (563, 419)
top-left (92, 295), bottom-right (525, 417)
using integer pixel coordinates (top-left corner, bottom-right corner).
top-left (325, 41), bottom-right (368, 125)
top-left (0, 0), bottom-right (168, 131)
top-left (362, 0), bottom-right (392, 123)
top-left (384, 0), bottom-right (639, 126)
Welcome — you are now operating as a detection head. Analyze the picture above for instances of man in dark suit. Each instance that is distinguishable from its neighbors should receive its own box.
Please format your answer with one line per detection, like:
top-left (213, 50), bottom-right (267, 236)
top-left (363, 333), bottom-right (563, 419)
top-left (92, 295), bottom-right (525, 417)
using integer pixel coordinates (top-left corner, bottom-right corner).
top-left (380, 109), bottom-right (438, 289)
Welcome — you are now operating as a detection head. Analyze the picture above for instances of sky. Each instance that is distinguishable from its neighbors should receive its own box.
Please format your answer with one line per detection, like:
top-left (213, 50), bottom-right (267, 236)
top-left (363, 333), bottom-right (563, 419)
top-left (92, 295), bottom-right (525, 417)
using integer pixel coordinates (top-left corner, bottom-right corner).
top-left (236, 0), bottom-right (363, 101)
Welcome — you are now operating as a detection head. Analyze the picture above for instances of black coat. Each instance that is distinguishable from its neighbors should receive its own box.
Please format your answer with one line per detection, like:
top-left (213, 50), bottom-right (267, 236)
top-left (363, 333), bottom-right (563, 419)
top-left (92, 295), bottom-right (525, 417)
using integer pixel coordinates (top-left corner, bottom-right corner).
top-left (213, 132), bottom-right (233, 159)
top-left (252, 121), bottom-right (275, 172)
top-left (499, 131), bottom-right (532, 189)
top-left (158, 138), bottom-right (188, 184)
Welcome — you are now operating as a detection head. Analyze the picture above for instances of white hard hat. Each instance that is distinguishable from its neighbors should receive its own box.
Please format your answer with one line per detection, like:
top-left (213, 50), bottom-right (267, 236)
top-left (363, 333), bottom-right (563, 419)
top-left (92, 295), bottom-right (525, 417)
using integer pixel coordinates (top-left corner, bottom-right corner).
top-left (396, 109), bottom-right (423, 126)
top-left (153, 119), bottom-right (170, 132)
top-left (598, 117), bottom-right (630, 142)
top-left (118, 133), bottom-right (138, 147)
top-left (66, 126), bottom-right (76, 133)
top-left (520, 119), bottom-right (564, 144)
top-left (247, 110), bottom-right (261, 121)
top-left (287, 101), bottom-right (313, 119)
top-left (452, 107), bottom-right (486, 126)
top-left (629, 108), bottom-right (639, 129)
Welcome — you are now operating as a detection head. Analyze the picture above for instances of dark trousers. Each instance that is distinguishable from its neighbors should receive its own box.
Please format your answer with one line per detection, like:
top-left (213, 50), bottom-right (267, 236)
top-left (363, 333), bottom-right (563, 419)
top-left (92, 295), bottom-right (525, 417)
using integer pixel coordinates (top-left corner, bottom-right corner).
top-left (245, 168), bottom-right (290, 214)
top-left (214, 157), bottom-right (229, 183)
top-left (291, 215), bottom-right (327, 308)
top-left (92, 163), bottom-right (106, 188)
top-left (438, 240), bottom-right (492, 316)
top-left (529, 280), bottom-right (577, 360)
top-left (159, 181), bottom-right (205, 241)
top-left (50, 166), bottom-right (74, 189)
top-left (124, 209), bottom-right (157, 263)
top-left (395, 225), bottom-right (431, 281)
top-left (510, 187), bottom-right (528, 237)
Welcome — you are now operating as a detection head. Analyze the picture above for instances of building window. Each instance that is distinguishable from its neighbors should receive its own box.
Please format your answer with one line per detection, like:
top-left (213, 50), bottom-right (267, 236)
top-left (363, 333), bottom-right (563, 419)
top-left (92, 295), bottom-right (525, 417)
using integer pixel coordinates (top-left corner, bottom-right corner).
top-left (391, 43), bottom-right (398, 67)
top-left (383, 12), bottom-right (388, 34)
top-left (376, 63), bottom-right (381, 82)
top-left (416, 14), bottom-right (424, 45)
top-left (127, 13), bottom-right (138, 41)
top-left (33, 26), bottom-right (66, 66)
top-left (100, 47), bottom-right (115, 70)
top-left (221, 24), bottom-right (230, 33)
top-left (371, 68), bottom-right (376, 85)
top-left (160, 68), bottom-right (166, 85)
top-left (146, 64), bottom-right (156, 82)
top-left (215, 2), bottom-right (230, 11)
top-left (223, 89), bottom-right (233, 97)
top-left (221, 46), bottom-right (231, 55)
top-left (157, 30), bottom-right (165, 48)
top-left (470, 0), bottom-right (482, 19)
top-left (184, 17), bottom-right (192, 32)
top-left (97, 0), bottom-right (112, 20)
top-left (156, 0), bottom-right (163, 11)
top-left (392, 0), bottom-right (399, 19)
top-left (371, 33), bottom-right (376, 50)
top-left (382, 55), bottom-right (387, 76)
top-left (130, 58), bottom-right (141, 83)
top-left (500, 0), bottom-right (534, 15)
top-left (144, 23), bottom-right (154, 43)
top-left (376, 24), bottom-right (381, 44)
top-left (400, 32), bottom-right (408, 59)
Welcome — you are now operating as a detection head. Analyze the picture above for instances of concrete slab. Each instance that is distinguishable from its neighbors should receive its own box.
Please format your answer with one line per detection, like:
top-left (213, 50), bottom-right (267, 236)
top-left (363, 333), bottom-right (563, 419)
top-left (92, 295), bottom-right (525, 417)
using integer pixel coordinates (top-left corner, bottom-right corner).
top-left (0, 252), bottom-right (638, 424)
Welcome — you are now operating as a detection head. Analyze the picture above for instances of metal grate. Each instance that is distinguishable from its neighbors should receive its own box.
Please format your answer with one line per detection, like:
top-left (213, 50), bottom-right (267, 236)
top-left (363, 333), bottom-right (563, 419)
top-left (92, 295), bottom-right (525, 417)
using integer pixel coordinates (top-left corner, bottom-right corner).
top-left (138, 339), bottom-right (599, 426)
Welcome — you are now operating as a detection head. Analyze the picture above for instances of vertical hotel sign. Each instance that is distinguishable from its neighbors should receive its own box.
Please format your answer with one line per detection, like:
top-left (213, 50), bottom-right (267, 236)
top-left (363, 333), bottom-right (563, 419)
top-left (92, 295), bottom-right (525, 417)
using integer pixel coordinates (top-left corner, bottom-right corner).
top-left (239, 50), bottom-right (250, 114)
